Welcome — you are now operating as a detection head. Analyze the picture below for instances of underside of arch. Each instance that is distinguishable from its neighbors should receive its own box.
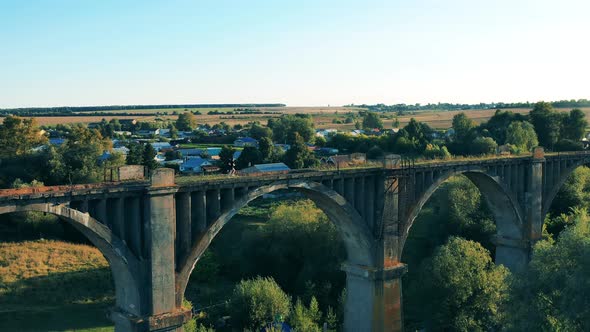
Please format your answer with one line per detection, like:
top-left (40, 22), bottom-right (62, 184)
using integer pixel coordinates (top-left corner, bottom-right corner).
top-left (0, 203), bottom-right (143, 317)
top-left (401, 169), bottom-right (524, 256)
top-left (543, 161), bottom-right (590, 219)
top-left (175, 180), bottom-right (375, 305)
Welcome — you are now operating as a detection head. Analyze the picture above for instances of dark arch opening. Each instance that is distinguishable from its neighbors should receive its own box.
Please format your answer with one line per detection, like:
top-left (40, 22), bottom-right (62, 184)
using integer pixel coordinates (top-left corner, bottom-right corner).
top-left (544, 164), bottom-right (590, 236)
top-left (401, 170), bottom-right (525, 269)
top-left (176, 180), bottom-right (375, 330)
top-left (0, 204), bottom-right (142, 331)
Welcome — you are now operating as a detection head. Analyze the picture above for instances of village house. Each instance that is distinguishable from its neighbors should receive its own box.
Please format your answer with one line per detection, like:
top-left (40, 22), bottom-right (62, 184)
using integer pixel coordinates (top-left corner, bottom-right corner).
top-left (137, 128), bottom-right (161, 137)
top-left (241, 162), bottom-right (290, 174)
top-left (150, 142), bottom-right (174, 152)
top-left (233, 137), bottom-right (258, 147)
top-left (179, 157), bottom-right (213, 173)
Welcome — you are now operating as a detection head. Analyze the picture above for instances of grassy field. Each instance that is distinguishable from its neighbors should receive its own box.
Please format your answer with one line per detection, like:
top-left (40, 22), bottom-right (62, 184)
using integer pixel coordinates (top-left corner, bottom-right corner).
top-left (0, 240), bottom-right (114, 332)
top-left (0, 202), bottom-right (276, 332)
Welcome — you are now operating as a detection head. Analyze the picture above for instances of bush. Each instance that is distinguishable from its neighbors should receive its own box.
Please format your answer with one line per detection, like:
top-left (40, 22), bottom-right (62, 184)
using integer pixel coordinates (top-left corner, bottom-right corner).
top-left (409, 237), bottom-right (509, 331)
top-left (423, 144), bottom-right (451, 160)
top-left (505, 208), bottom-right (590, 331)
top-left (366, 145), bottom-right (384, 159)
top-left (190, 251), bottom-right (220, 282)
top-left (468, 136), bottom-right (497, 155)
top-left (553, 139), bottom-right (584, 152)
top-left (230, 277), bottom-right (291, 330)
top-left (290, 297), bottom-right (322, 332)
top-left (238, 200), bottom-right (346, 309)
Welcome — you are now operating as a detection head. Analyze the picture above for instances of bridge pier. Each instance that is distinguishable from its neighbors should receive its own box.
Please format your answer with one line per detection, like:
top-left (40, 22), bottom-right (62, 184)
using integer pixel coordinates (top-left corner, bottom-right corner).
top-left (342, 263), bottom-right (408, 332)
top-left (525, 148), bottom-right (545, 247)
top-left (493, 236), bottom-right (530, 273)
top-left (125, 168), bottom-right (191, 332)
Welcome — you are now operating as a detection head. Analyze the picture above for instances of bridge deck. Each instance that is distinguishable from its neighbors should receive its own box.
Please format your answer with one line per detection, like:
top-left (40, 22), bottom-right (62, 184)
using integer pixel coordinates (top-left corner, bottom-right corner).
top-left (3, 150), bottom-right (590, 202)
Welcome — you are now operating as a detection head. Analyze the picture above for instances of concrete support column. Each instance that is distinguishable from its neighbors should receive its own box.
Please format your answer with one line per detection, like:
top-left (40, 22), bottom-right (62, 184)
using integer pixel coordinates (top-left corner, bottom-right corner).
top-left (365, 176), bottom-right (375, 230)
top-left (91, 198), bottom-right (108, 226)
top-left (334, 178), bottom-right (345, 196)
top-left (380, 177), bottom-right (400, 265)
top-left (143, 168), bottom-right (189, 332)
top-left (355, 176), bottom-right (365, 217)
top-left (206, 189), bottom-right (221, 225)
top-left (220, 188), bottom-right (235, 212)
top-left (234, 186), bottom-right (248, 201)
top-left (125, 196), bottom-right (142, 257)
top-left (344, 178), bottom-right (355, 206)
top-left (176, 192), bottom-right (191, 265)
top-left (191, 191), bottom-right (207, 240)
top-left (111, 197), bottom-right (125, 241)
top-left (342, 263), bottom-right (408, 332)
top-left (492, 235), bottom-right (530, 273)
top-left (527, 148), bottom-right (545, 243)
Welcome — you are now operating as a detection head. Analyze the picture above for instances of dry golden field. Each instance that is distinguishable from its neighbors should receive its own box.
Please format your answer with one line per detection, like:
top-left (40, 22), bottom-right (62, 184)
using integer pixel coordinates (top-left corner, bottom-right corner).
top-left (2, 106), bottom-right (590, 130)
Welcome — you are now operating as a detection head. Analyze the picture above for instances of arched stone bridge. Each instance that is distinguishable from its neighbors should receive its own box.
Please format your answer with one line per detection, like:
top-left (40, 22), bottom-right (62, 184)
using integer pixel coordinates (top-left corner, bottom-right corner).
top-left (0, 148), bottom-right (588, 332)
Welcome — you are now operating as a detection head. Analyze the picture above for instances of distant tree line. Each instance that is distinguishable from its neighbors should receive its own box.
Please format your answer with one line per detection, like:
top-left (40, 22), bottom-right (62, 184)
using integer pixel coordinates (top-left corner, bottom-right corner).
top-left (347, 99), bottom-right (590, 114)
top-left (0, 103), bottom-right (286, 116)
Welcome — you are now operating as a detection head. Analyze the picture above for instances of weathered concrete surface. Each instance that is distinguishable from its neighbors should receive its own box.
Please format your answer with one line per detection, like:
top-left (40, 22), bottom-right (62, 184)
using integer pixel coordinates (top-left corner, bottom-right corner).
top-left (3, 151), bottom-right (590, 332)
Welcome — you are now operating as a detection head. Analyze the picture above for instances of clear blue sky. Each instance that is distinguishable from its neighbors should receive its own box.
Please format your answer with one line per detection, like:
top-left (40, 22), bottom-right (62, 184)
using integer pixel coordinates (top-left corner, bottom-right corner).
top-left (1, 0), bottom-right (589, 108)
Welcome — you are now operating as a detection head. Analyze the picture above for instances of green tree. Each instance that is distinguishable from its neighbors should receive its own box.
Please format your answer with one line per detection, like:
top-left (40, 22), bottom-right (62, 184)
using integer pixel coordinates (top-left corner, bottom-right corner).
top-left (269, 115), bottom-right (315, 144)
top-left (176, 112), bottom-right (197, 131)
top-left (362, 112), bottom-right (384, 129)
top-left (505, 121), bottom-right (538, 152)
top-left (315, 135), bottom-right (327, 148)
top-left (283, 133), bottom-right (318, 169)
top-left (410, 237), bottom-right (509, 331)
top-left (258, 137), bottom-right (276, 162)
top-left (236, 146), bottom-right (262, 169)
top-left (529, 102), bottom-right (563, 149)
top-left (45, 125), bottom-right (112, 184)
top-left (126, 142), bottom-right (144, 165)
top-left (423, 144), bottom-right (451, 160)
top-left (219, 145), bottom-right (236, 173)
top-left (109, 118), bottom-right (122, 131)
top-left (366, 145), bottom-right (384, 159)
top-left (505, 209), bottom-right (590, 331)
top-left (452, 112), bottom-right (475, 144)
top-left (238, 200), bottom-right (346, 309)
top-left (469, 136), bottom-right (497, 155)
top-left (482, 109), bottom-right (526, 144)
top-left (403, 118), bottom-right (433, 147)
top-left (101, 151), bottom-right (126, 171)
top-left (230, 277), bottom-right (291, 330)
top-left (164, 149), bottom-right (182, 161)
top-left (168, 123), bottom-right (179, 139)
top-left (249, 123), bottom-right (273, 140)
top-left (0, 116), bottom-right (47, 157)
top-left (446, 177), bottom-right (496, 248)
top-left (142, 144), bottom-right (158, 170)
top-left (554, 138), bottom-right (584, 152)
top-left (290, 297), bottom-right (322, 332)
top-left (549, 166), bottom-right (590, 217)
top-left (562, 108), bottom-right (588, 141)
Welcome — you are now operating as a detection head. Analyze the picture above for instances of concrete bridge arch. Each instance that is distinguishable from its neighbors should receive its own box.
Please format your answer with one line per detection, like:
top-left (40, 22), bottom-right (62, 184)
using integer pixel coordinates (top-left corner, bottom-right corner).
top-left (176, 179), bottom-right (377, 331)
top-left (400, 168), bottom-right (527, 271)
top-left (0, 203), bottom-right (143, 328)
top-left (542, 157), bottom-right (590, 219)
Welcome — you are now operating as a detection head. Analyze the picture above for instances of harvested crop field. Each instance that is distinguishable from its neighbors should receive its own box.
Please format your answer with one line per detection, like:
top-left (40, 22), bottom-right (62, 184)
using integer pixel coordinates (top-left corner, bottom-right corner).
top-left (2, 106), bottom-right (589, 130)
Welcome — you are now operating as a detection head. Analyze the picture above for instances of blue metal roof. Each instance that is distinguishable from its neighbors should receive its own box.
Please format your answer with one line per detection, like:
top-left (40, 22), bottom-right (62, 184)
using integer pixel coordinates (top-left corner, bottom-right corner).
top-left (247, 163), bottom-right (290, 172)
